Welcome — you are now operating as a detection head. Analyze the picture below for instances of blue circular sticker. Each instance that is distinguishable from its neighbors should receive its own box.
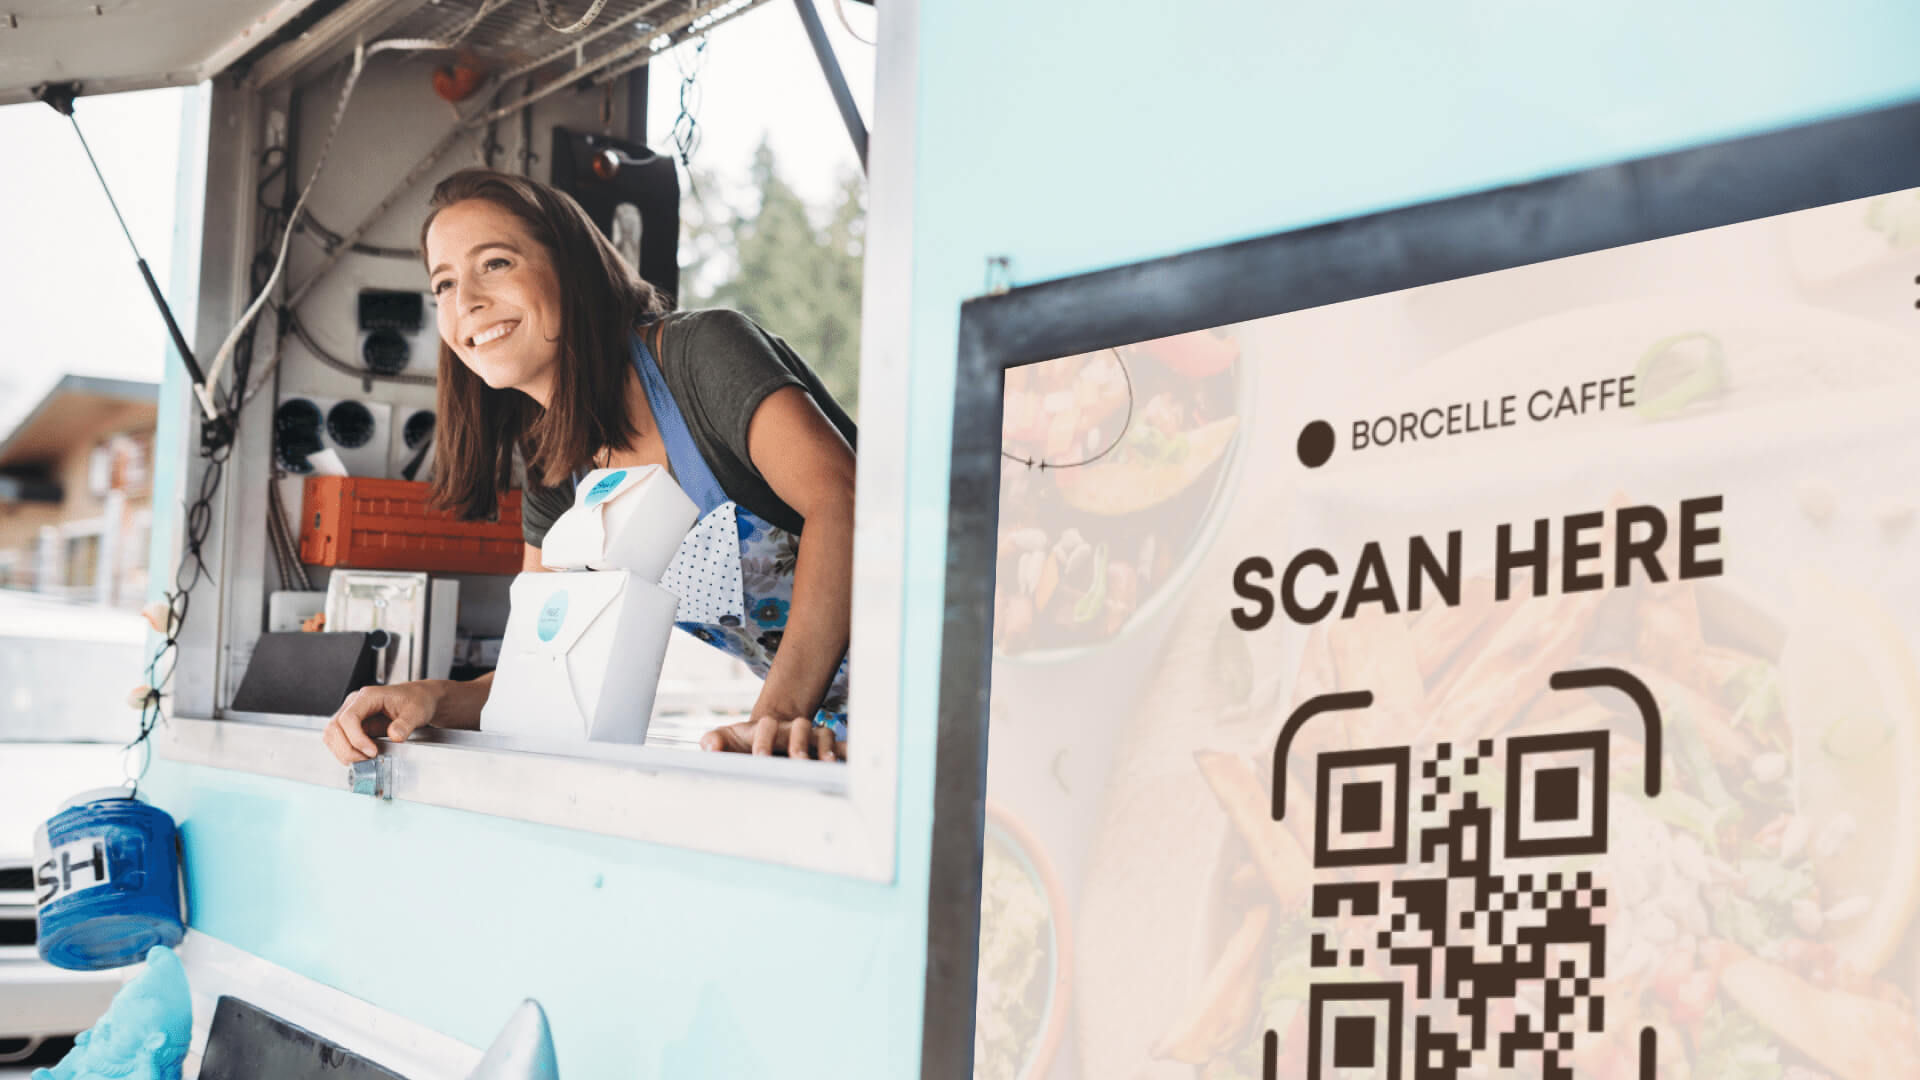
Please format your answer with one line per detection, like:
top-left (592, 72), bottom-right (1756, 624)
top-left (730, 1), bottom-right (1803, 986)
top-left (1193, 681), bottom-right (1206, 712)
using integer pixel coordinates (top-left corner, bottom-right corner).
top-left (583, 469), bottom-right (628, 508)
top-left (536, 590), bottom-right (569, 642)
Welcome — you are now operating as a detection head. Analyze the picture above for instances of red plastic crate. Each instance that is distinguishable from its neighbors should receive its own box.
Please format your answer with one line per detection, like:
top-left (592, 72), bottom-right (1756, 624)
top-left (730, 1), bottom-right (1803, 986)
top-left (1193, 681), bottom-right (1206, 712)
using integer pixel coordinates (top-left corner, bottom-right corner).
top-left (299, 476), bottom-right (523, 574)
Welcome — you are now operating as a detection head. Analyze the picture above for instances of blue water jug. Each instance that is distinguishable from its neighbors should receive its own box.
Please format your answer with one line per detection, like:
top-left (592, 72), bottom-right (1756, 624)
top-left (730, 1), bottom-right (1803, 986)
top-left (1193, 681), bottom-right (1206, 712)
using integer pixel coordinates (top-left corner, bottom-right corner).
top-left (33, 788), bottom-right (186, 971)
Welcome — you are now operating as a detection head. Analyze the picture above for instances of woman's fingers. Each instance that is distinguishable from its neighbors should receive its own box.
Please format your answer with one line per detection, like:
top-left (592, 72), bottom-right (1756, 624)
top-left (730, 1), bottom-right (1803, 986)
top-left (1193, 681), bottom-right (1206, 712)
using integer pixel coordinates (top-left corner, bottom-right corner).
top-left (751, 714), bottom-right (780, 756)
top-left (700, 720), bottom-right (756, 753)
top-left (330, 689), bottom-right (384, 759)
top-left (322, 716), bottom-right (367, 765)
top-left (700, 717), bottom-right (846, 760)
top-left (385, 695), bottom-right (428, 743)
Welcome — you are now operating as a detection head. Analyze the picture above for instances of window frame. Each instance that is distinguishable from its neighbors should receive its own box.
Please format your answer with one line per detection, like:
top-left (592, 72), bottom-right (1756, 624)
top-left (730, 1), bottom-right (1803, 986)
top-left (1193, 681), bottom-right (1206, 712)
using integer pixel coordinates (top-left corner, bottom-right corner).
top-left (154, 18), bottom-right (915, 881)
top-left (916, 98), bottom-right (1920, 1078)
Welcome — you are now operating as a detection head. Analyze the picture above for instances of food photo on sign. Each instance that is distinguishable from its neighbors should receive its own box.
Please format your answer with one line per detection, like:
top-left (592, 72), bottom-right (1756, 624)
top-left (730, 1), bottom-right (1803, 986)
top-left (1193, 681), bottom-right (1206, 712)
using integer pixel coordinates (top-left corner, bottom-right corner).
top-left (975, 186), bottom-right (1920, 1079)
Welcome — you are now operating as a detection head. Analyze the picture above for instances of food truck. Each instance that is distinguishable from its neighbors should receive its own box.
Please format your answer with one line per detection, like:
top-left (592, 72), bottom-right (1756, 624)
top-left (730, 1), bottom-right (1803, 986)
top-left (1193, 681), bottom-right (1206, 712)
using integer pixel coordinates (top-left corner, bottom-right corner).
top-left (4, 1), bottom-right (1920, 1077)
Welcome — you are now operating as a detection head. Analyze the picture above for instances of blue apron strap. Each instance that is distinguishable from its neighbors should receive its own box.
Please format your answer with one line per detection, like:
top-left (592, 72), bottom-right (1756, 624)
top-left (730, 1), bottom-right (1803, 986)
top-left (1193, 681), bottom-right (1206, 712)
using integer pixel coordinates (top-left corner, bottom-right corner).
top-left (630, 329), bottom-right (730, 518)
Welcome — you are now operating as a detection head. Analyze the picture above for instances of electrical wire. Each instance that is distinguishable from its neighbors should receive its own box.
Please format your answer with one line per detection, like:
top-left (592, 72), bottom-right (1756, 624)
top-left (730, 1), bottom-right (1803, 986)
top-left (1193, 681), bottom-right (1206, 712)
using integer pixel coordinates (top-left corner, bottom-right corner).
top-left (443, 0), bottom-right (516, 49)
top-left (498, 0), bottom-right (673, 85)
top-left (535, 0), bottom-right (612, 34)
top-left (830, 0), bottom-right (875, 46)
top-left (296, 210), bottom-right (420, 259)
top-left (670, 34), bottom-right (708, 170)
top-left (200, 39), bottom-right (378, 411)
top-left (285, 308), bottom-right (436, 388)
top-left (129, 418), bottom-right (230, 796)
top-left (265, 474), bottom-right (314, 592)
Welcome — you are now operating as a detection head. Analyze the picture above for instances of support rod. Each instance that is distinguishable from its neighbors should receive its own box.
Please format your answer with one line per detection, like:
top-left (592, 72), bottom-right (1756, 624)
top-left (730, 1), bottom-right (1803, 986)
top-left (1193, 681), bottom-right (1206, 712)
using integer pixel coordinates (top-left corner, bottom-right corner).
top-left (39, 82), bottom-right (217, 416)
top-left (791, 0), bottom-right (867, 173)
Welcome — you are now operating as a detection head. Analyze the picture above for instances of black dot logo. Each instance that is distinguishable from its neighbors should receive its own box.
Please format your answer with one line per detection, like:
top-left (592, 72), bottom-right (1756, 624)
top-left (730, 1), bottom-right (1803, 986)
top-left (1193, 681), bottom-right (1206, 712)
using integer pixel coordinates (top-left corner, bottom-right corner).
top-left (1298, 420), bottom-right (1335, 469)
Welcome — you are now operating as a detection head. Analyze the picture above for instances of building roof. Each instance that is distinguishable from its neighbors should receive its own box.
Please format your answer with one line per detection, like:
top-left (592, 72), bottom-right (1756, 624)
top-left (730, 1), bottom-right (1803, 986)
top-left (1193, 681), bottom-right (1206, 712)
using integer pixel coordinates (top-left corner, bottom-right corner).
top-left (0, 374), bottom-right (160, 472)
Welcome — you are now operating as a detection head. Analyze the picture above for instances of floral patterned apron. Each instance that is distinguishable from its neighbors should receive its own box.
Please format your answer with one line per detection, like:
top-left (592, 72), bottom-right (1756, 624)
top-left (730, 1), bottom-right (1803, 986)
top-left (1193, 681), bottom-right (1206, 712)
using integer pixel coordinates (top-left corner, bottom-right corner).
top-left (632, 331), bottom-right (850, 740)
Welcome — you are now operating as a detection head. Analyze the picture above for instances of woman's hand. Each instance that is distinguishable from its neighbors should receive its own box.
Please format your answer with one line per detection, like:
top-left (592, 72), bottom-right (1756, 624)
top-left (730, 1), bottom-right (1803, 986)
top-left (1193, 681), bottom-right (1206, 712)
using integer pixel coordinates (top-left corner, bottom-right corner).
top-left (323, 681), bottom-right (444, 764)
top-left (700, 716), bottom-right (844, 761)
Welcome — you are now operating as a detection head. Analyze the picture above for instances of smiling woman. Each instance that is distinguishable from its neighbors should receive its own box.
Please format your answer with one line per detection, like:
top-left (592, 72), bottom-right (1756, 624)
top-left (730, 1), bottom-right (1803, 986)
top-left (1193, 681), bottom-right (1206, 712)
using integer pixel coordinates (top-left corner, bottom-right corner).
top-left (321, 168), bottom-right (859, 766)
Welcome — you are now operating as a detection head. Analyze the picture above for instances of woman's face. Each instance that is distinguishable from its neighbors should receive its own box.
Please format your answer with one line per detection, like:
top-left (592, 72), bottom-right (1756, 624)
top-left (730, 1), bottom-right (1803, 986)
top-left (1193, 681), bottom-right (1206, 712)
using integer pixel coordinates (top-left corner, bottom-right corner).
top-left (426, 198), bottom-right (565, 404)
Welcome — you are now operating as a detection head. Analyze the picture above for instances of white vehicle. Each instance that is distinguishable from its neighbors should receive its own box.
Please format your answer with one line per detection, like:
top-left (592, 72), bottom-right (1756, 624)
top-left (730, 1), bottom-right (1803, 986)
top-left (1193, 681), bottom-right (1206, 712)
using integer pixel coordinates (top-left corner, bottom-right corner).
top-left (0, 592), bottom-right (144, 1065)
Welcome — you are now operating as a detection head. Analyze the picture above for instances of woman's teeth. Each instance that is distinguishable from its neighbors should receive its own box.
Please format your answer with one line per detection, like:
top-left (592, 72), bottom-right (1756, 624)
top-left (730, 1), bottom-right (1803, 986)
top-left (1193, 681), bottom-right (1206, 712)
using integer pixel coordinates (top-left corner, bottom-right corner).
top-left (471, 321), bottom-right (517, 347)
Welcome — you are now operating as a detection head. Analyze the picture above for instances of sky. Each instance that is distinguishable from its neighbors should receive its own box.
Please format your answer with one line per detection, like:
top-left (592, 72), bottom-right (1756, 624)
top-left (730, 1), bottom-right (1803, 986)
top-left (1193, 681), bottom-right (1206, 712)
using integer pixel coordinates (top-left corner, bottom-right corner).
top-left (0, 0), bottom-right (875, 434)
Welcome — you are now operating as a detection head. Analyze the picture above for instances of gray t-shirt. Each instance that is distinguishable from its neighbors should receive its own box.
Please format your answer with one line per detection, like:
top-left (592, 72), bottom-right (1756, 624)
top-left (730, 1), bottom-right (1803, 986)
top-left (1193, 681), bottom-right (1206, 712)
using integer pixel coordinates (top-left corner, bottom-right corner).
top-left (520, 308), bottom-right (857, 547)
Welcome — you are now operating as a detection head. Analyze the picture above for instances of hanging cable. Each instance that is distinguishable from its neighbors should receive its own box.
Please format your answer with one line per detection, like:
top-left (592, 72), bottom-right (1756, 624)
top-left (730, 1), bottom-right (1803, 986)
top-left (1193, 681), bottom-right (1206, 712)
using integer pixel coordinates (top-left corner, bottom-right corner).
top-left (265, 475), bottom-right (314, 592)
top-left (296, 210), bottom-right (420, 259)
top-left (831, 0), bottom-right (875, 46)
top-left (199, 40), bottom-right (379, 412)
top-left (671, 35), bottom-right (708, 170)
top-left (534, 0), bottom-right (612, 34)
top-left (284, 308), bottom-right (436, 389)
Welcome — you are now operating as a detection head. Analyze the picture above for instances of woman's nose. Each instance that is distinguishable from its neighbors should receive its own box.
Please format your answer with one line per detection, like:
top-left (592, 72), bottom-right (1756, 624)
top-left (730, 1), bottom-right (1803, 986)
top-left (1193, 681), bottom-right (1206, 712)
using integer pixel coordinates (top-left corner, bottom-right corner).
top-left (456, 278), bottom-right (489, 311)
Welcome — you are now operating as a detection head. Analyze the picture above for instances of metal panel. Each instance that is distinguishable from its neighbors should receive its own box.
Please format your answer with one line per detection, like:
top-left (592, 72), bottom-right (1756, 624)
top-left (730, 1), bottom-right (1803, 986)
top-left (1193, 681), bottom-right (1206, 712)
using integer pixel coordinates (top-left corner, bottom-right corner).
top-left (242, 0), bottom-right (773, 91)
top-left (921, 96), bottom-right (1920, 1080)
top-left (170, 79), bottom-right (264, 720)
top-left (0, 0), bottom-right (327, 105)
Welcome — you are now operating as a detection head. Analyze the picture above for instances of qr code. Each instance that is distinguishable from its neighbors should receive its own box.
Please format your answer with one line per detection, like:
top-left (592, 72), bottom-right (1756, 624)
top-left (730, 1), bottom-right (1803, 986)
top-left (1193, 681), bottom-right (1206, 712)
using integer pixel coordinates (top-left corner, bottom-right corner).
top-left (1274, 669), bottom-right (1660, 1080)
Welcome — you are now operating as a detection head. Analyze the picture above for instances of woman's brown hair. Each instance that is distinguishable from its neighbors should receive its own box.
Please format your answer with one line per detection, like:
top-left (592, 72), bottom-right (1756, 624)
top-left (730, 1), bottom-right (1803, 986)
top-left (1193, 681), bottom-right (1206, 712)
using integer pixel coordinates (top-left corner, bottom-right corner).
top-left (420, 168), bottom-right (672, 520)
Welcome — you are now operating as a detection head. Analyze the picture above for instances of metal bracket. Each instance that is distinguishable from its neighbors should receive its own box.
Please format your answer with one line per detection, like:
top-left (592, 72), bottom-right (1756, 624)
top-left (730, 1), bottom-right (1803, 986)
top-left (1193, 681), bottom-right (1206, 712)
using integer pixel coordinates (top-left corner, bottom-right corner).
top-left (34, 81), bottom-right (79, 115)
top-left (983, 256), bottom-right (1012, 296)
top-left (347, 756), bottom-right (392, 800)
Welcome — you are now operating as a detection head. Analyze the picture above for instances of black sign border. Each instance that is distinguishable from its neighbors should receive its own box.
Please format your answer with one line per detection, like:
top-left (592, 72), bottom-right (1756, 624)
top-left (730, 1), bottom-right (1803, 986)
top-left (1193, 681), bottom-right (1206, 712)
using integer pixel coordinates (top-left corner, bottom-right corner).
top-left (924, 96), bottom-right (1920, 1080)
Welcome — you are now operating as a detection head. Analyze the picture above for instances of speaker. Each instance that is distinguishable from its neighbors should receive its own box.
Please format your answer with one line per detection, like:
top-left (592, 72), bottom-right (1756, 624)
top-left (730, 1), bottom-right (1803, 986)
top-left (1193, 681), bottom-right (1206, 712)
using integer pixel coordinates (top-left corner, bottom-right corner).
top-left (550, 126), bottom-right (680, 300)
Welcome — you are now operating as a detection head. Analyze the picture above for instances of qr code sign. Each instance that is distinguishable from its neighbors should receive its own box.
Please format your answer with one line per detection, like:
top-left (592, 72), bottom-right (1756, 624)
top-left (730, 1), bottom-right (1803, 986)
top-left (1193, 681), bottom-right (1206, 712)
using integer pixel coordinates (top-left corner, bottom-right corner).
top-left (1272, 669), bottom-right (1661, 1080)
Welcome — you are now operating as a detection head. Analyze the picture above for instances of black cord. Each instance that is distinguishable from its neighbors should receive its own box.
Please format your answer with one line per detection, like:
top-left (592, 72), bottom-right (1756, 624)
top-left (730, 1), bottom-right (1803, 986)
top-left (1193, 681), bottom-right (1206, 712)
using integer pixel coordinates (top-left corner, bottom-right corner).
top-left (285, 307), bottom-right (435, 386)
top-left (296, 210), bottom-right (420, 259)
top-left (1001, 349), bottom-right (1135, 471)
top-left (671, 37), bottom-right (708, 199)
top-left (127, 142), bottom-right (290, 794)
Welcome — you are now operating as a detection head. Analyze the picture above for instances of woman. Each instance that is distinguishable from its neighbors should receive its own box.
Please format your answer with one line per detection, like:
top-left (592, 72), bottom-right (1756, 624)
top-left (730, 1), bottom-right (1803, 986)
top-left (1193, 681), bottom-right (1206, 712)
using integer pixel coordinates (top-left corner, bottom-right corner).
top-left (322, 168), bottom-right (856, 764)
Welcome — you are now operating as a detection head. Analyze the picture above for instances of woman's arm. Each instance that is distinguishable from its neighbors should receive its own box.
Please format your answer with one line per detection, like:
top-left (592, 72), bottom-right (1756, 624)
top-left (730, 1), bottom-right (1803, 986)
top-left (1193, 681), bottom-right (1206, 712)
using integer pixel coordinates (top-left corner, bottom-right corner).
top-left (321, 673), bottom-right (491, 763)
top-left (712, 385), bottom-right (856, 757)
top-left (320, 542), bottom-right (548, 762)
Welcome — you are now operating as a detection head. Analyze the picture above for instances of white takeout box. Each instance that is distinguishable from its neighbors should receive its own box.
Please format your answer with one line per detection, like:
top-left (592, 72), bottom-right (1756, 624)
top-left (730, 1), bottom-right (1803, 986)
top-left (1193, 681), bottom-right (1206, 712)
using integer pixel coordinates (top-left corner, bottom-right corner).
top-left (540, 465), bottom-right (698, 579)
top-left (481, 569), bottom-right (679, 744)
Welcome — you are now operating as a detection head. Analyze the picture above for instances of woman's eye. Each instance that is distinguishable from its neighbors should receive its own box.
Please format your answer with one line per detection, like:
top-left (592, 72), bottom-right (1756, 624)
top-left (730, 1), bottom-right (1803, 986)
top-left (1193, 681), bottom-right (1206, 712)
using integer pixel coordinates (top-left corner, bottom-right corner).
top-left (484, 257), bottom-right (510, 271)
top-left (432, 279), bottom-right (452, 296)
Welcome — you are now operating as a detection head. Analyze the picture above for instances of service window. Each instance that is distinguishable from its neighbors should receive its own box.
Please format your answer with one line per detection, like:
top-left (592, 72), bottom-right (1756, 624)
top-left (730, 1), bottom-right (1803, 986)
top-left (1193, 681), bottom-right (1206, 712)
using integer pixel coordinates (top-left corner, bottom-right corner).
top-left (136, 0), bottom-right (894, 879)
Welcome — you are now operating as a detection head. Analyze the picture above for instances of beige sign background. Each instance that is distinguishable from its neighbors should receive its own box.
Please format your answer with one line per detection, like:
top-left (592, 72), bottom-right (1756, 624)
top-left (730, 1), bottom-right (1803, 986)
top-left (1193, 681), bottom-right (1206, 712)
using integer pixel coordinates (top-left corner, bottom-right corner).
top-left (978, 188), bottom-right (1920, 1080)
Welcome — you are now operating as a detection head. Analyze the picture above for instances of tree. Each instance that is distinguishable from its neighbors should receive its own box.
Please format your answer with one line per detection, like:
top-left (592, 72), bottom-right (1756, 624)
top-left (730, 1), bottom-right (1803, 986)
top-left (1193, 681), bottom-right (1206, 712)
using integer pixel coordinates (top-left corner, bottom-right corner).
top-left (688, 139), bottom-right (863, 417)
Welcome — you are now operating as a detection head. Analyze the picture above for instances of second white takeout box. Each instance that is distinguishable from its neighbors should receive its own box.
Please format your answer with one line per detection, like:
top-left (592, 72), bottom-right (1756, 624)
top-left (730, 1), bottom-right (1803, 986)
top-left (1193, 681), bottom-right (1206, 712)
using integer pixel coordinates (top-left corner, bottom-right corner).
top-left (481, 569), bottom-right (679, 744)
top-left (540, 465), bottom-right (699, 579)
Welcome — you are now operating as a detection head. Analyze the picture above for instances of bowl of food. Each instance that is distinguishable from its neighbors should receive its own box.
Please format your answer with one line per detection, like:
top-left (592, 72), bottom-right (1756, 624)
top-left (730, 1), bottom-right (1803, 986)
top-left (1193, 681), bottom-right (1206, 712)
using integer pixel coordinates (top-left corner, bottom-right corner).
top-left (974, 802), bottom-right (1074, 1080)
top-left (993, 328), bottom-right (1253, 665)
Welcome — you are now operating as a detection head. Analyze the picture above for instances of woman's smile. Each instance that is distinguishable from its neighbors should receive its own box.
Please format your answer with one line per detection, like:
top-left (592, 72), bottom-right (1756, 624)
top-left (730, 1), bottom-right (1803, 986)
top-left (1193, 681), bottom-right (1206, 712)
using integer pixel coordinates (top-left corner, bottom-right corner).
top-left (467, 319), bottom-right (520, 348)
